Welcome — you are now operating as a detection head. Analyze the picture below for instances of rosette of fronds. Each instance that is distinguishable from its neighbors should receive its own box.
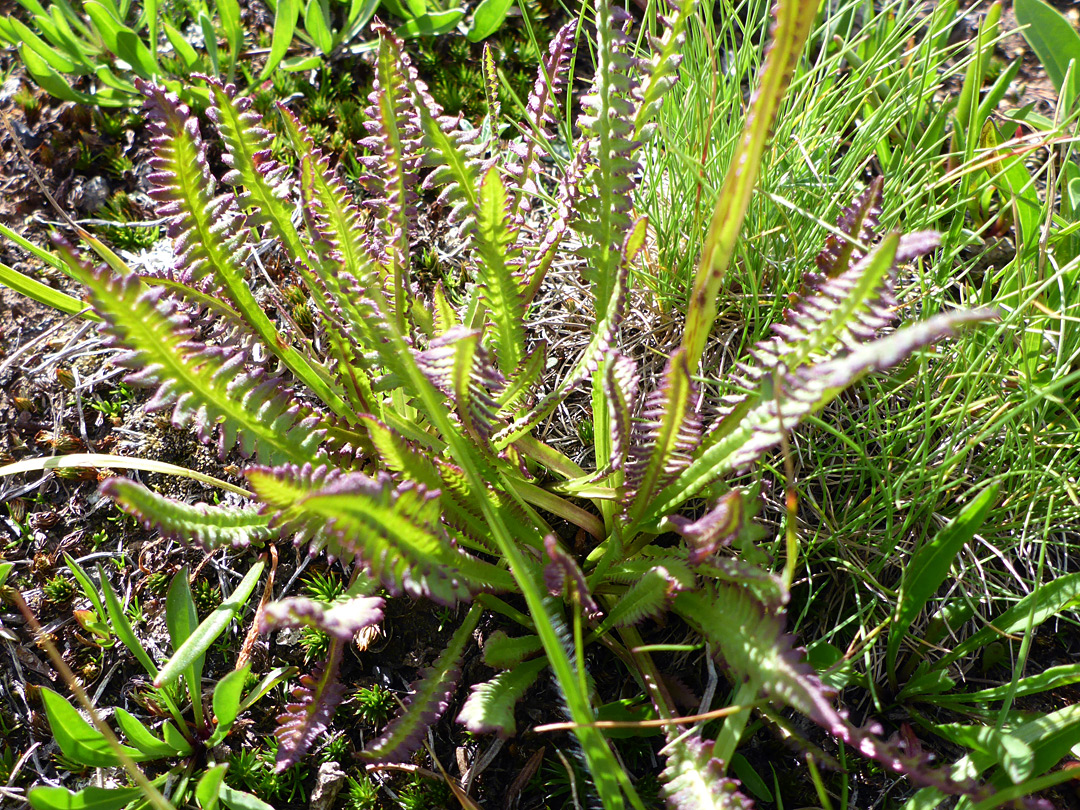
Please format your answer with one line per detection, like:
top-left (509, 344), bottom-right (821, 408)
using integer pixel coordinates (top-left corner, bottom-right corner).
top-left (1, 0), bottom-right (1013, 803)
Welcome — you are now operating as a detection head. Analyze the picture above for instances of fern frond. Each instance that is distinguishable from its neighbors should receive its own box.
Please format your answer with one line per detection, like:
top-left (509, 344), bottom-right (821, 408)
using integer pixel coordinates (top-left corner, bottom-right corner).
top-left (663, 491), bottom-right (742, 564)
top-left (596, 566), bottom-right (685, 631)
top-left (521, 143), bottom-right (590, 305)
top-left (481, 631), bottom-right (544, 669)
top-left (63, 250), bottom-right (324, 465)
top-left (634, 0), bottom-right (699, 142)
top-left (662, 734), bottom-right (754, 810)
top-left (813, 176), bottom-right (884, 282)
top-left (575, 0), bottom-right (641, 306)
top-left (245, 464), bottom-right (516, 602)
top-left (273, 641), bottom-right (346, 771)
top-left (102, 478), bottom-right (272, 550)
top-left (544, 535), bottom-right (600, 619)
top-left (675, 584), bottom-right (985, 800)
top-left (494, 216), bottom-right (648, 449)
top-left (508, 20), bottom-right (576, 213)
top-left (476, 166), bottom-right (527, 373)
top-left (138, 80), bottom-right (346, 418)
top-left (603, 352), bottom-right (639, 472)
top-left (642, 308), bottom-right (998, 527)
top-left (364, 605), bottom-right (480, 763)
top-left (260, 595), bottom-right (384, 641)
top-left (456, 657), bottom-right (547, 737)
top-left (359, 22), bottom-right (424, 321)
top-left (624, 349), bottom-right (701, 522)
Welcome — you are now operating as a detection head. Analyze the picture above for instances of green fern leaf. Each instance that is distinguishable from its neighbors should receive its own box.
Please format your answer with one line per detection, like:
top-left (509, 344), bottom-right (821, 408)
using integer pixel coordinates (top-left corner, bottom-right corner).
top-left (246, 465), bottom-right (516, 603)
top-left (63, 252), bottom-right (323, 465)
top-left (103, 478), bottom-right (272, 550)
top-left (476, 166), bottom-right (526, 373)
top-left (456, 657), bottom-right (547, 737)
top-left (365, 605), bottom-right (480, 762)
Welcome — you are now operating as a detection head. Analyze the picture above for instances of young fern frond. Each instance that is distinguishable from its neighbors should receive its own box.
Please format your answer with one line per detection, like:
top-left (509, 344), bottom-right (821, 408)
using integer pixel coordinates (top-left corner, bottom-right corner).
top-left (634, 0), bottom-right (699, 142)
top-left (63, 251), bottom-right (325, 465)
top-left (508, 20), bottom-right (576, 214)
top-left (623, 349), bottom-right (701, 523)
top-left (272, 641), bottom-right (347, 771)
top-left (245, 464), bottom-right (516, 603)
top-left (476, 166), bottom-right (527, 373)
top-left (662, 734), bottom-right (755, 810)
top-left (456, 657), bottom-right (547, 738)
top-left (576, 0), bottom-right (641, 307)
top-left (102, 478), bottom-right (272, 550)
top-left (364, 605), bottom-right (480, 763)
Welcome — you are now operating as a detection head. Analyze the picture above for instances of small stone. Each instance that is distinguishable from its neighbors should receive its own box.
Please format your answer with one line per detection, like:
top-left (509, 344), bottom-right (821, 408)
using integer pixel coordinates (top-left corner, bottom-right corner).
top-left (73, 176), bottom-right (111, 213)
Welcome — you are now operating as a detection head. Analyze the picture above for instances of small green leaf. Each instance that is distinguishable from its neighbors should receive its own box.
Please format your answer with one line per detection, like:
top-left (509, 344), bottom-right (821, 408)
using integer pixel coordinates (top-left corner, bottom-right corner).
top-left (166, 567), bottom-right (204, 709)
top-left (29, 785), bottom-right (146, 810)
top-left (238, 665), bottom-right (296, 713)
top-left (155, 558), bottom-right (265, 689)
top-left (208, 665), bottom-right (250, 746)
top-left (219, 785), bottom-right (277, 810)
top-left (97, 564), bottom-right (159, 678)
top-left (217, 0), bottom-right (243, 57)
top-left (196, 763), bottom-right (229, 810)
top-left (1016, 0), bottom-right (1080, 111)
top-left (396, 8), bottom-right (464, 38)
top-left (162, 720), bottom-right (191, 753)
top-left (39, 688), bottom-right (144, 767)
top-left (261, 0), bottom-right (298, 78)
top-left (467, 0), bottom-right (511, 41)
top-left (888, 484), bottom-right (999, 680)
top-left (113, 708), bottom-right (181, 758)
top-left (63, 554), bottom-right (107, 627)
top-left (303, 0), bottom-right (334, 53)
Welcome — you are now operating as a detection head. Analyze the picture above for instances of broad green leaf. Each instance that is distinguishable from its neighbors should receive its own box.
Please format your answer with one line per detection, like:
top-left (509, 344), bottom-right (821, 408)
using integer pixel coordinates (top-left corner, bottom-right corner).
top-left (1016, 0), bottom-right (1080, 111)
top-left (928, 663), bottom-right (1080, 705)
top-left (97, 563), bottom-right (159, 678)
top-left (155, 558), bottom-right (265, 689)
top-left (938, 571), bottom-right (1080, 668)
top-left (39, 688), bottom-right (145, 767)
top-left (166, 567), bottom-right (204, 710)
top-left (208, 665), bottom-right (250, 746)
top-left (113, 708), bottom-right (187, 758)
top-left (928, 723), bottom-right (1034, 783)
top-left (219, 786), bottom-right (276, 810)
top-left (29, 785), bottom-right (146, 810)
top-left (163, 20), bottom-right (199, 69)
top-left (196, 763), bottom-right (229, 810)
top-left (395, 8), bottom-right (464, 38)
top-left (199, 11), bottom-right (220, 75)
top-left (82, 0), bottom-right (158, 77)
top-left (467, 0), bottom-right (511, 41)
top-left (888, 484), bottom-right (999, 681)
top-left (217, 0), bottom-right (244, 57)
top-left (303, 0), bottom-right (334, 53)
top-left (18, 43), bottom-right (96, 104)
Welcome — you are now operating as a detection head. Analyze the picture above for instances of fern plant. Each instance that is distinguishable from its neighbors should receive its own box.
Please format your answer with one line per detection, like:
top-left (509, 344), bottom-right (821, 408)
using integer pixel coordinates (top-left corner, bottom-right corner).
top-left (1, 0), bottom-right (1010, 807)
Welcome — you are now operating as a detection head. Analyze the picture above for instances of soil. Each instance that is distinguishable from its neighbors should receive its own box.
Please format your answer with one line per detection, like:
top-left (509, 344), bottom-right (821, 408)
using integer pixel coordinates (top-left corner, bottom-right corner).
top-left (0, 2), bottom-right (1077, 810)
